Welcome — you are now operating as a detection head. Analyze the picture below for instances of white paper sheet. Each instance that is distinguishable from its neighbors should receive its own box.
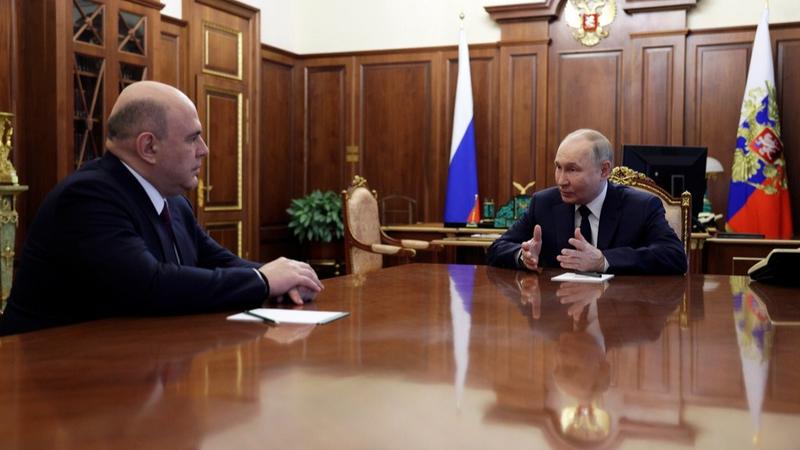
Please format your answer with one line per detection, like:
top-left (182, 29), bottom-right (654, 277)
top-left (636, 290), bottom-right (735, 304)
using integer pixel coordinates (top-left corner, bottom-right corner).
top-left (550, 272), bottom-right (614, 283)
top-left (227, 308), bottom-right (349, 325)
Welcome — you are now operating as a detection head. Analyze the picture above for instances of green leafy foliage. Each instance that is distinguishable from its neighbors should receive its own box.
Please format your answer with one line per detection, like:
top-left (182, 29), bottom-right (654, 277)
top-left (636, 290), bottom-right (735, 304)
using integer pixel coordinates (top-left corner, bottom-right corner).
top-left (286, 190), bottom-right (344, 243)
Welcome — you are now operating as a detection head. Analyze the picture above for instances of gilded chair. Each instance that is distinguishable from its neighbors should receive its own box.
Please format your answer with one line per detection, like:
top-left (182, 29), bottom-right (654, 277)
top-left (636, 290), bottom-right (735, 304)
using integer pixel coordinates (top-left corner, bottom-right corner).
top-left (341, 175), bottom-right (442, 275)
top-left (609, 166), bottom-right (691, 257)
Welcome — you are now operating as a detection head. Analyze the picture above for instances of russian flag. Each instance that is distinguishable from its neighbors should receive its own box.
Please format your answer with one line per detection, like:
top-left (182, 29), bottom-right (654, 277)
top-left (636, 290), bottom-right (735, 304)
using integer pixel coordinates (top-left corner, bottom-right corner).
top-left (444, 26), bottom-right (479, 226)
top-left (726, 8), bottom-right (793, 238)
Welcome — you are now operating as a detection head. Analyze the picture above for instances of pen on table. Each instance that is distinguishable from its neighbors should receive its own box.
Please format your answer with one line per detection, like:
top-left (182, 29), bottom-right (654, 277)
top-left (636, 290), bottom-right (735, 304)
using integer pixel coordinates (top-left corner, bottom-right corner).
top-left (244, 310), bottom-right (280, 325)
top-left (575, 271), bottom-right (603, 278)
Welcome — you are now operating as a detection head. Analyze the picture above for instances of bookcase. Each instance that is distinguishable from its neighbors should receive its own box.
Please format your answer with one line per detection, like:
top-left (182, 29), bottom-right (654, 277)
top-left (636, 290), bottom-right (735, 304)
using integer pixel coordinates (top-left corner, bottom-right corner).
top-left (16, 0), bottom-right (162, 235)
top-left (67, 0), bottom-right (161, 168)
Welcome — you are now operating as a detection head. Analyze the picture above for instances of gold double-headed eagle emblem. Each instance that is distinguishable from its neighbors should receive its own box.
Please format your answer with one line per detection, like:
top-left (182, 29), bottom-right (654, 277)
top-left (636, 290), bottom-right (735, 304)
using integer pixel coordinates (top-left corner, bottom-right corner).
top-left (564, 0), bottom-right (617, 47)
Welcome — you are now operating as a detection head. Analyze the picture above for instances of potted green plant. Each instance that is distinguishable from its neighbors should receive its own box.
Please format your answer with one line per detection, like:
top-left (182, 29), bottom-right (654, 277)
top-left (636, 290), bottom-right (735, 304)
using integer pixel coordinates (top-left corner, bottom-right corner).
top-left (286, 190), bottom-right (344, 260)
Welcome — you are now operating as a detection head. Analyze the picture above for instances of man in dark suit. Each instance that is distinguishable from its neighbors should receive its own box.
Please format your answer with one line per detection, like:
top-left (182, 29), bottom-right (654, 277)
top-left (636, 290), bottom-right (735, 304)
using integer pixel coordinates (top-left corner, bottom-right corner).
top-left (0, 81), bottom-right (322, 336)
top-left (487, 129), bottom-right (687, 275)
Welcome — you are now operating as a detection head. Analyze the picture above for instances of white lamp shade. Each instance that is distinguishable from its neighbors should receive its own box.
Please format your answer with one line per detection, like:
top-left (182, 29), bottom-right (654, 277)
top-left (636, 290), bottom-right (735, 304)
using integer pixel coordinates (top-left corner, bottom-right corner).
top-left (706, 156), bottom-right (724, 174)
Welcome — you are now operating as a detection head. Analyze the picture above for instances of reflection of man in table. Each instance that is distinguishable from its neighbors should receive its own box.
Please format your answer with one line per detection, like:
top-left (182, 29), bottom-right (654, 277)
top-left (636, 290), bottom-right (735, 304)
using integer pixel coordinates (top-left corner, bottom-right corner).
top-left (486, 268), bottom-right (684, 445)
top-left (487, 129), bottom-right (687, 275)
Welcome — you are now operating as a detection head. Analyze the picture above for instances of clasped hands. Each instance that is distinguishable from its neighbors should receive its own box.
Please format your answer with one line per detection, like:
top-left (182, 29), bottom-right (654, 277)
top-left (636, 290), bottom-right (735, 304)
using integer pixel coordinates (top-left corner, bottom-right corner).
top-left (258, 257), bottom-right (324, 305)
top-left (519, 225), bottom-right (605, 272)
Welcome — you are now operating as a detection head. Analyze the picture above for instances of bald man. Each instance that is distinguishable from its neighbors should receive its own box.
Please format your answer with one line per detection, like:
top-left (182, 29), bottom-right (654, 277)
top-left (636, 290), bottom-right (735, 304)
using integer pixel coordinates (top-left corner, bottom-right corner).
top-left (487, 129), bottom-right (687, 275)
top-left (0, 81), bottom-right (322, 336)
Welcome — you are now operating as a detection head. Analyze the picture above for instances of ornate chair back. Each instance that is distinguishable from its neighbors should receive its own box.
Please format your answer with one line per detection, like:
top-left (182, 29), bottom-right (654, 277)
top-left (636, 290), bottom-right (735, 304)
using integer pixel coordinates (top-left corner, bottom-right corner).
top-left (609, 166), bottom-right (691, 257)
top-left (342, 176), bottom-right (385, 275)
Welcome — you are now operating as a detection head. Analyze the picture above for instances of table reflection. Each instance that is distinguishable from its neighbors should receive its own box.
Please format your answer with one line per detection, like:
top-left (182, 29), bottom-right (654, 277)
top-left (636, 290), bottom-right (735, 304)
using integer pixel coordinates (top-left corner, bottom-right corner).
top-left (486, 267), bottom-right (684, 448)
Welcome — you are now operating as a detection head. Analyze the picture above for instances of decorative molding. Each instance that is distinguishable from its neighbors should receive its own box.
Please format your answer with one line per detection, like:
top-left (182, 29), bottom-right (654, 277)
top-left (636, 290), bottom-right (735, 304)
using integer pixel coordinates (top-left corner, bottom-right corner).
top-left (629, 29), bottom-right (689, 39)
top-left (160, 14), bottom-right (188, 27)
top-left (621, 0), bottom-right (697, 14)
top-left (195, 0), bottom-right (258, 19)
top-left (485, 1), bottom-right (559, 23)
top-left (125, 0), bottom-right (165, 10)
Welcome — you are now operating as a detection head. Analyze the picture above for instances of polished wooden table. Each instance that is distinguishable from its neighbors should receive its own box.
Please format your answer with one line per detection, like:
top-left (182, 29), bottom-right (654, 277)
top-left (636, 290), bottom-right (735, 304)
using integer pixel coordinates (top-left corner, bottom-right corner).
top-left (1, 264), bottom-right (800, 449)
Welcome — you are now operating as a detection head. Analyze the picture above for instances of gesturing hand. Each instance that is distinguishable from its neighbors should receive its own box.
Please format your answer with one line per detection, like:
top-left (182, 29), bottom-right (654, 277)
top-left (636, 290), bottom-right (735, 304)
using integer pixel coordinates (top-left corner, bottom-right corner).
top-left (258, 257), bottom-right (323, 305)
top-left (516, 272), bottom-right (541, 319)
top-left (520, 225), bottom-right (543, 272)
top-left (557, 228), bottom-right (605, 272)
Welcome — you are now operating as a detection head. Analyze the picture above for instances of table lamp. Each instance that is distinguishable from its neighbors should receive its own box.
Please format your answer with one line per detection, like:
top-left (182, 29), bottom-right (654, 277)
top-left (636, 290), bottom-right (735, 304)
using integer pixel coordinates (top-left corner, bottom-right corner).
top-left (703, 156), bottom-right (724, 213)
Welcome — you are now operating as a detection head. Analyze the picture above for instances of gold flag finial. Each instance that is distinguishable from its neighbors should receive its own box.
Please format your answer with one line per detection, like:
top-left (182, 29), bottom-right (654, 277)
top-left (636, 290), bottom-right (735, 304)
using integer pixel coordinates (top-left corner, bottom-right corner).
top-left (459, 12), bottom-right (465, 21)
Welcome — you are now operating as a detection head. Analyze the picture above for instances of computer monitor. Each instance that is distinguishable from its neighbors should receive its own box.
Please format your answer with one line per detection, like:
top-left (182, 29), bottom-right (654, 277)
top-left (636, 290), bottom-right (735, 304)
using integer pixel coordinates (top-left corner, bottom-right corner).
top-left (621, 145), bottom-right (707, 221)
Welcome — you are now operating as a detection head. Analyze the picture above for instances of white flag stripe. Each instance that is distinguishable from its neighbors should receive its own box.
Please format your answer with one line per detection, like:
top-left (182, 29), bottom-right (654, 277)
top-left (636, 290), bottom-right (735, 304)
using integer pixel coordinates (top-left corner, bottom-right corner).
top-left (449, 27), bottom-right (474, 164)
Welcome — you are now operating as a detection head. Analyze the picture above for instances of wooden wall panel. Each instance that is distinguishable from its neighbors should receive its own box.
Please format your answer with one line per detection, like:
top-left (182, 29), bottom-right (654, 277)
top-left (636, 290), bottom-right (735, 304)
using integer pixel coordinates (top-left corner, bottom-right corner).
top-left (359, 60), bottom-right (433, 217)
top-left (775, 28), bottom-right (800, 235)
top-left (261, 59), bottom-right (294, 224)
top-left (686, 32), bottom-right (753, 225)
top-left (624, 32), bottom-right (687, 172)
top-left (204, 89), bottom-right (241, 208)
top-left (641, 47), bottom-right (674, 145)
top-left (497, 44), bottom-right (548, 203)
top-left (156, 16), bottom-right (188, 93)
top-left (0, 0), bottom-right (15, 113)
top-left (304, 65), bottom-right (347, 192)
top-left (445, 49), bottom-right (497, 209)
top-left (550, 51), bottom-right (622, 179)
top-left (260, 48), bottom-right (298, 261)
top-left (207, 221), bottom-right (241, 256)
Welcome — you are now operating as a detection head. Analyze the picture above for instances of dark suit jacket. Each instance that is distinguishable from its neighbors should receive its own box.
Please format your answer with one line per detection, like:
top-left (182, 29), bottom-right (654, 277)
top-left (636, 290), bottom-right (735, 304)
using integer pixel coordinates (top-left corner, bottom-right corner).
top-left (487, 183), bottom-right (687, 274)
top-left (0, 153), bottom-right (267, 335)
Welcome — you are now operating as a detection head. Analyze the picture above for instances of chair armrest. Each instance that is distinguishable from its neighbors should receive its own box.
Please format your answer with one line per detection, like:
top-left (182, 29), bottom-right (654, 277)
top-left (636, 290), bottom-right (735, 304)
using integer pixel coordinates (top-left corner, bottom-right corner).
top-left (371, 243), bottom-right (416, 257)
top-left (380, 230), bottom-right (443, 252)
top-left (400, 239), bottom-right (443, 252)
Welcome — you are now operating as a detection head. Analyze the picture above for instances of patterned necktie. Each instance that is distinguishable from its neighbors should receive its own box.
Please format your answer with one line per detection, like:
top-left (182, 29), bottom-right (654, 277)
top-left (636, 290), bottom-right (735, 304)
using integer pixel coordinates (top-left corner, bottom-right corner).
top-left (159, 203), bottom-right (181, 264)
top-left (579, 205), bottom-right (593, 245)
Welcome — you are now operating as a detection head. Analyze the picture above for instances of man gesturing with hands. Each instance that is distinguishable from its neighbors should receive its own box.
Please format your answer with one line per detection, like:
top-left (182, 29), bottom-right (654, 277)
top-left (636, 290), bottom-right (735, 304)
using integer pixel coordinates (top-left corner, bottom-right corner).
top-left (488, 129), bottom-right (686, 275)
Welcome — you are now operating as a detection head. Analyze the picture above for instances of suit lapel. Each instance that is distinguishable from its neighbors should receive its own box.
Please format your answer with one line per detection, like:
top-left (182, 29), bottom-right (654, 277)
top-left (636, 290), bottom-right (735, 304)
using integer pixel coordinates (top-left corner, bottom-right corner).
top-left (598, 182), bottom-right (622, 250)
top-left (100, 153), bottom-right (179, 264)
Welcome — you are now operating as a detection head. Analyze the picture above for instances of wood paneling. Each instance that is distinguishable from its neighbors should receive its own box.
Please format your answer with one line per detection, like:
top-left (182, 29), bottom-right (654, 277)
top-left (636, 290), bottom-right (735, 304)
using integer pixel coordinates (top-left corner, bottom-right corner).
top-left (775, 28), bottom-right (800, 235)
top-left (0, 0), bottom-right (16, 113)
top-left (206, 221), bottom-right (241, 256)
top-left (304, 64), bottom-right (347, 192)
top-left (201, 84), bottom-right (241, 208)
top-left (202, 22), bottom-right (241, 79)
top-left (686, 31), bottom-right (754, 226)
top-left (360, 60), bottom-right (433, 217)
top-left (626, 33), bottom-right (686, 147)
top-left (259, 47), bottom-right (298, 261)
top-left (551, 51), bottom-right (623, 175)
top-left (498, 44), bottom-right (548, 200)
top-left (184, 0), bottom-right (258, 259)
top-left (156, 16), bottom-right (188, 93)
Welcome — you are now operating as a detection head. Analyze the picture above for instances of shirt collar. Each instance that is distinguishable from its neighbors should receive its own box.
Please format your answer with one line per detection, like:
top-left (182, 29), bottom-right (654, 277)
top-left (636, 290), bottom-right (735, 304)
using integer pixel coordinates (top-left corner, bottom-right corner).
top-left (120, 160), bottom-right (166, 214)
top-left (576, 181), bottom-right (608, 217)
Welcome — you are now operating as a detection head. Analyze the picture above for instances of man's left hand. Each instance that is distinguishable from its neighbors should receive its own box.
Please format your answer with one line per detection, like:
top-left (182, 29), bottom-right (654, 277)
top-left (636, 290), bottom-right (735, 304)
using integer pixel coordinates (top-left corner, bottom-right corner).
top-left (557, 228), bottom-right (605, 272)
